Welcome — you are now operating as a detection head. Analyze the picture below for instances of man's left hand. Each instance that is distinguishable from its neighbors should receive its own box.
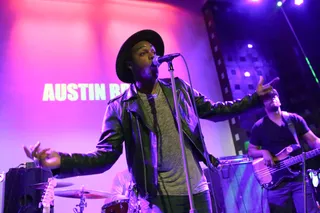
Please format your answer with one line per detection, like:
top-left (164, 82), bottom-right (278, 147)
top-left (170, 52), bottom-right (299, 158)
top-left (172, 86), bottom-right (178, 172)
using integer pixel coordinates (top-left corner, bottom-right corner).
top-left (256, 76), bottom-right (280, 96)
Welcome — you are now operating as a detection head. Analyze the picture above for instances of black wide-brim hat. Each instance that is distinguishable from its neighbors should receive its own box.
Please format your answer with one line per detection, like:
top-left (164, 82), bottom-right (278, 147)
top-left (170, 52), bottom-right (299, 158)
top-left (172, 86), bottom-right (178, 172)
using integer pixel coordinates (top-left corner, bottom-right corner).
top-left (116, 29), bottom-right (165, 83)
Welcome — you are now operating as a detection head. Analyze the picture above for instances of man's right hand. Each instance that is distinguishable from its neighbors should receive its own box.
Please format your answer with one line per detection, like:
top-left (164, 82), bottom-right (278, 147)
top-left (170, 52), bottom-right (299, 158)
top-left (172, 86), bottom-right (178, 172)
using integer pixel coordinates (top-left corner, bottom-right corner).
top-left (262, 150), bottom-right (275, 167)
top-left (23, 141), bottom-right (61, 169)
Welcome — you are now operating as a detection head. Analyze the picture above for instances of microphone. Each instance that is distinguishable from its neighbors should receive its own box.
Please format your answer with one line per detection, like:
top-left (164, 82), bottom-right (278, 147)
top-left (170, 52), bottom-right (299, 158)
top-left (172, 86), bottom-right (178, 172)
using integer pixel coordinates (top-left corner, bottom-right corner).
top-left (152, 53), bottom-right (180, 66)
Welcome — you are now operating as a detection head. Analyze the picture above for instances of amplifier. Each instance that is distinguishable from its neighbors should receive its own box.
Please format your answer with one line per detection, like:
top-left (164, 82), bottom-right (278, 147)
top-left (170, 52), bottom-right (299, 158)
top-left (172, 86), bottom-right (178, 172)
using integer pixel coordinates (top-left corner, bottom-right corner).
top-left (204, 159), bottom-right (269, 213)
top-left (2, 167), bottom-right (53, 213)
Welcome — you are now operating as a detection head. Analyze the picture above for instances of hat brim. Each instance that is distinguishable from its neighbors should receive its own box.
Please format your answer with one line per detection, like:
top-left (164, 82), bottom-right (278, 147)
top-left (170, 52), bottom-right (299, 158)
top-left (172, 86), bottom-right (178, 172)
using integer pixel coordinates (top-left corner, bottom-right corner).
top-left (116, 29), bottom-right (165, 83)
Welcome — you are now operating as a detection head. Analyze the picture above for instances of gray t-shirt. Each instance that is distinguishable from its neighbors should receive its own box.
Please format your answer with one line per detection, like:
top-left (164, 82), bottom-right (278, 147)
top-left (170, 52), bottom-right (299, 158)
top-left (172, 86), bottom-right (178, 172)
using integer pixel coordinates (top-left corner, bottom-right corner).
top-left (138, 83), bottom-right (208, 196)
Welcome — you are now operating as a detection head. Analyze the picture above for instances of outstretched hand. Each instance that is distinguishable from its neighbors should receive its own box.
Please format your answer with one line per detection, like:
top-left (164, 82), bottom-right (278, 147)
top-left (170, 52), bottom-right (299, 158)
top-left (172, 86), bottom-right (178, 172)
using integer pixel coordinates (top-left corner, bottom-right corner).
top-left (23, 141), bottom-right (61, 169)
top-left (256, 76), bottom-right (280, 96)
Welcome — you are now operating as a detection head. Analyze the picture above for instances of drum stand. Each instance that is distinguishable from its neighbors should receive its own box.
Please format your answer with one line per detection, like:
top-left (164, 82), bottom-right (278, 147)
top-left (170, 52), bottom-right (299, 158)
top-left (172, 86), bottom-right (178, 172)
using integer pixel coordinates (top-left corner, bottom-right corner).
top-left (73, 192), bottom-right (87, 213)
top-left (128, 184), bottom-right (141, 213)
top-left (133, 199), bottom-right (141, 213)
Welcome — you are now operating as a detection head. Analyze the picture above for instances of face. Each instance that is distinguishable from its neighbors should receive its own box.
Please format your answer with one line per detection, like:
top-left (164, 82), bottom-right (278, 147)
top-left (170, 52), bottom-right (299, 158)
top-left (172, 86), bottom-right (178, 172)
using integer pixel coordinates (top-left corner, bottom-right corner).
top-left (263, 95), bottom-right (281, 112)
top-left (129, 41), bottom-right (158, 82)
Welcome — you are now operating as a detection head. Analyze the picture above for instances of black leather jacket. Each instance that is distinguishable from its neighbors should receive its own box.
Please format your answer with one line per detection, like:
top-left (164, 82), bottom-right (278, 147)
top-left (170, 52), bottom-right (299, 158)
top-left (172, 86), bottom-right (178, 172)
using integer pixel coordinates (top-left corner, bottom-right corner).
top-left (55, 78), bottom-right (262, 198)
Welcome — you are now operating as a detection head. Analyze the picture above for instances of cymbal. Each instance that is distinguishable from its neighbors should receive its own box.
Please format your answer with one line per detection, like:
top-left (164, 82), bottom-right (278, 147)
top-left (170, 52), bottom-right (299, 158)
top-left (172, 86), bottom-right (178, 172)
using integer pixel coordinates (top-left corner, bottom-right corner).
top-left (55, 189), bottom-right (113, 199)
top-left (30, 181), bottom-right (73, 190)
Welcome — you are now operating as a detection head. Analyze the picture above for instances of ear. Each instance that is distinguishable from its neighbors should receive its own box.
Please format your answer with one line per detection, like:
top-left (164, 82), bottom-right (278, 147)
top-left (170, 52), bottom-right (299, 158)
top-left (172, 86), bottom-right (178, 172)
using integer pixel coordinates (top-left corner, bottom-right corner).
top-left (125, 61), bottom-right (133, 71)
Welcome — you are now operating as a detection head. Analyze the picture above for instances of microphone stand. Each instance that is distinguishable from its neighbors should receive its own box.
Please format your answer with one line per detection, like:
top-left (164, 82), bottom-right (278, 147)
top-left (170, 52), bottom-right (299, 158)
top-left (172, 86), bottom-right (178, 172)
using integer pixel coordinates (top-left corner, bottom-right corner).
top-left (167, 60), bottom-right (197, 213)
top-left (279, 6), bottom-right (310, 213)
top-left (302, 151), bottom-right (307, 213)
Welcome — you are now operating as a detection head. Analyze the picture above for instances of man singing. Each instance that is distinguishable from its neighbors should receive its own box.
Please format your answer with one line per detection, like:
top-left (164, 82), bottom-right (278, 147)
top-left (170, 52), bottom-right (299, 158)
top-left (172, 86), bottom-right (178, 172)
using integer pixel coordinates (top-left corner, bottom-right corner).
top-left (25, 29), bottom-right (277, 213)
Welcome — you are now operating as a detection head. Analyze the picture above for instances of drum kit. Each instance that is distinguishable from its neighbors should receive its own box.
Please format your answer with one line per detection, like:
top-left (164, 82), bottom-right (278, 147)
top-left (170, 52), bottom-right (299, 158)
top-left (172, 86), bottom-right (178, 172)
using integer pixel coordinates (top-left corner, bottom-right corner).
top-left (30, 180), bottom-right (130, 213)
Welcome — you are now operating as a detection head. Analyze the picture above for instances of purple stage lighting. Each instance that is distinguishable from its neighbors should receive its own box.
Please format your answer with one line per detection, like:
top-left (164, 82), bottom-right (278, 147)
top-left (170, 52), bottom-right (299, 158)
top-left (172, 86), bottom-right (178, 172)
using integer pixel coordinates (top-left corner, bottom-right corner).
top-left (247, 44), bottom-right (253, 48)
top-left (244, 71), bottom-right (251, 77)
top-left (294, 0), bottom-right (303, 6)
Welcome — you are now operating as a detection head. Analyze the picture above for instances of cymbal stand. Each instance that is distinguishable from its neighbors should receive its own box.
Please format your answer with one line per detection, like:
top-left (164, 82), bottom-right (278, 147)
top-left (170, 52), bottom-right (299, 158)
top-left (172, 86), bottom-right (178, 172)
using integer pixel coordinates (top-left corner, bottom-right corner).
top-left (73, 190), bottom-right (87, 213)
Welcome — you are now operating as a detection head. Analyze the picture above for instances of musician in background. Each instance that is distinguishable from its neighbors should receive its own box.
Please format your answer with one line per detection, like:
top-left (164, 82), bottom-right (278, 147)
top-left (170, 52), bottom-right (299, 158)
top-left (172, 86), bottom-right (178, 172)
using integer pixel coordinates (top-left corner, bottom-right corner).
top-left (104, 169), bottom-right (132, 204)
top-left (104, 169), bottom-right (151, 212)
top-left (248, 89), bottom-right (320, 213)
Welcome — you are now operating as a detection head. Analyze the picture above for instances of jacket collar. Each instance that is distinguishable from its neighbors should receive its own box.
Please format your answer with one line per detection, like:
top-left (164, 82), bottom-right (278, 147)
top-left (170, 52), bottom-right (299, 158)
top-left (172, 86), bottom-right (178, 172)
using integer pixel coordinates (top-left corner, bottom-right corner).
top-left (121, 78), bottom-right (172, 102)
top-left (120, 79), bottom-right (174, 132)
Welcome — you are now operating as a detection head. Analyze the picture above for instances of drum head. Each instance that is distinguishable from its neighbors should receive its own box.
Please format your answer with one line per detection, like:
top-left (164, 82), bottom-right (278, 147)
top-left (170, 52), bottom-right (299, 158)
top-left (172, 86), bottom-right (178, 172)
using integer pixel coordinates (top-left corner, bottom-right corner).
top-left (101, 199), bottom-right (129, 213)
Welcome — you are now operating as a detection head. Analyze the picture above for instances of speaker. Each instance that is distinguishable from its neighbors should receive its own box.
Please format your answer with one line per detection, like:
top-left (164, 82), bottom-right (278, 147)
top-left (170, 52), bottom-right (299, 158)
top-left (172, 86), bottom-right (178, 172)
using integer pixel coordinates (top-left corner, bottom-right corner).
top-left (204, 161), bottom-right (269, 213)
top-left (2, 167), bottom-right (53, 213)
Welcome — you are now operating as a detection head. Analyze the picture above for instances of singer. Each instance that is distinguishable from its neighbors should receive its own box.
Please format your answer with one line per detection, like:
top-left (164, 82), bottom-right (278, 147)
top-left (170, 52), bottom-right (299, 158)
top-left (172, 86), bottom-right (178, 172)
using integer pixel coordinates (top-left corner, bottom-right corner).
top-left (24, 29), bottom-right (278, 213)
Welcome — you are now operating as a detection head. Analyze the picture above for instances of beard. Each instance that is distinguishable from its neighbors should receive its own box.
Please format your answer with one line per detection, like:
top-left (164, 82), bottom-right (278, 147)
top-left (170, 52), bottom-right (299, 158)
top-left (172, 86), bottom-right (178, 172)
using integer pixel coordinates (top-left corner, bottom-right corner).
top-left (267, 105), bottom-right (279, 112)
top-left (266, 101), bottom-right (281, 112)
top-left (140, 66), bottom-right (158, 80)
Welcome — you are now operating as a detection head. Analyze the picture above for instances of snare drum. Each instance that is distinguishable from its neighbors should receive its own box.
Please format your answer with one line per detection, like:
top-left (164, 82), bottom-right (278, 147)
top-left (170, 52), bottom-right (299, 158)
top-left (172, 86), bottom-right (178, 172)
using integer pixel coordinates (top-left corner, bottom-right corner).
top-left (101, 199), bottom-right (129, 213)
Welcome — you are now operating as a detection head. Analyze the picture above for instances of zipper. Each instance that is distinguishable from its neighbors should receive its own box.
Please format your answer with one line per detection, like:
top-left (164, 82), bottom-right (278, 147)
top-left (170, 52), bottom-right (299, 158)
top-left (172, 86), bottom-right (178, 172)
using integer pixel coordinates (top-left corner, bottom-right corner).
top-left (181, 122), bottom-right (209, 164)
top-left (136, 117), bottom-right (148, 197)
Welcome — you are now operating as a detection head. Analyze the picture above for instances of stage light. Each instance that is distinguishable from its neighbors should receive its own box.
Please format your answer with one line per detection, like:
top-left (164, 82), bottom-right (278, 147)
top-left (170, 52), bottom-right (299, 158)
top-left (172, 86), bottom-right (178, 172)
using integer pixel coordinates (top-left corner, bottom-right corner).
top-left (251, 0), bottom-right (260, 2)
top-left (247, 44), bottom-right (253, 48)
top-left (244, 71), bottom-right (251, 77)
top-left (294, 0), bottom-right (303, 6)
top-left (277, 1), bottom-right (283, 7)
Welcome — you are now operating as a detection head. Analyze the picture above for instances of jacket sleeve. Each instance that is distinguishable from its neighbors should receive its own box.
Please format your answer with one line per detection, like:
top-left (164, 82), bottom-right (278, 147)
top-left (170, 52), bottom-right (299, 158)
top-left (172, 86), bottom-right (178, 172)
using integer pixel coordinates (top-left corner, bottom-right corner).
top-left (53, 101), bottom-right (124, 178)
top-left (179, 78), bottom-right (263, 122)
